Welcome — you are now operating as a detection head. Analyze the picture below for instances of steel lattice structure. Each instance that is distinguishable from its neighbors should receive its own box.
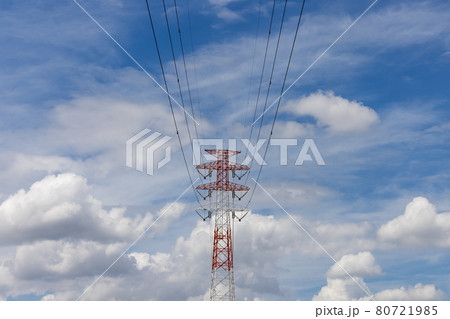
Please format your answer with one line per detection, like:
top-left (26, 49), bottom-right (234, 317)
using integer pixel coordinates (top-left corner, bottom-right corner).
top-left (196, 149), bottom-right (250, 301)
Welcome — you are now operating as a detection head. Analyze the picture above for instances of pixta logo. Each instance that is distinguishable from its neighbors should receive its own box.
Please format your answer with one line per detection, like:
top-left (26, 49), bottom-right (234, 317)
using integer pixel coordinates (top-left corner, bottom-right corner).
top-left (126, 129), bottom-right (172, 175)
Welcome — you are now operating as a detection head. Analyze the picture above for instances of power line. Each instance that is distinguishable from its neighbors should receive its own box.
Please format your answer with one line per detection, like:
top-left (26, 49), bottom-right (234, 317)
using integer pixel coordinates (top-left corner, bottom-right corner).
top-left (174, 0), bottom-right (200, 140)
top-left (145, 0), bottom-right (204, 208)
top-left (71, 0), bottom-right (197, 124)
top-left (241, 0), bottom-right (277, 172)
top-left (246, 0), bottom-right (307, 208)
top-left (186, 0), bottom-right (202, 110)
top-left (252, 0), bottom-right (379, 125)
top-left (243, 0), bottom-right (263, 126)
top-left (162, 0), bottom-right (194, 147)
top-left (173, 0), bottom-right (201, 160)
top-left (171, 0), bottom-right (208, 180)
top-left (244, 0), bottom-right (288, 187)
top-left (255, 0), bottom-right (288, 141)
top-left (162, 0), bottom-right (206, 184)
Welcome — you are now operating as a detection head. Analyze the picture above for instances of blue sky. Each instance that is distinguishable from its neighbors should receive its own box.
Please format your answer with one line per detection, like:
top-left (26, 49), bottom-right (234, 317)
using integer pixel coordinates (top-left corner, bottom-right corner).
top-left (0, 0), bottom-right (449, 301)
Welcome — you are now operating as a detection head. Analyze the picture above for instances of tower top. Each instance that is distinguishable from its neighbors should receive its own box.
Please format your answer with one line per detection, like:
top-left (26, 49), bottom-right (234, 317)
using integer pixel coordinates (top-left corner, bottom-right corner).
top-left (205, 149), bottom-right (240, 159)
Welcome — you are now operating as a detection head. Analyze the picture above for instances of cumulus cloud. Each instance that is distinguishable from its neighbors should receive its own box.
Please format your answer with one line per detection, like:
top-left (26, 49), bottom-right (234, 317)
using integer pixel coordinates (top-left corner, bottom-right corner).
top-left (70, 211), bottom-right (304, 300)
top-left (1, 174), bottom-right (443, 301)
top-left (378, 197), bottom-right (450, 248)
top-left (68, 220), bottom-right (212, 301)
top-left (0, 175), bottom-right (446, 301)
top-left (369, 284), bottom-right (444, 301)
top-left (314, 252), bottom-right (380, 300)
top-left (73, 210), bottom-right (364, 300)
top-left (0, 189), bottom-right (445, 301)
top-left (1, 180), bottom-right (312, 300)
top-left (327, 251), bottom-right (382, 278)
top-left (237, 213), bottom-right (372, 262)
top-left (232, 213), bottom-right (375, 298)
top-left (313, 277), bottom-right (371, 301)
top-left (314, 251), bottom-right (443, 301)
top-left (0, 264), bottom-right (14, 300)
top-left (284, 91), bottom-right (379, 133)
top-left (0, 173), bottom-right (185, 245)
top-left (0, 173), bottom-right (188, 300)
top-left (273, 121), bottom-right (315, 138)
top-left (315, 278), bottom-right (443, 301)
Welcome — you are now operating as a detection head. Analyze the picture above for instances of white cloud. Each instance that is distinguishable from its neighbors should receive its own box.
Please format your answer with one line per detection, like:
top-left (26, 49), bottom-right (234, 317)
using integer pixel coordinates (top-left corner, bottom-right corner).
top-left (74, 210), bottom-right (370, 300)
top-left (273, 121), bottom-right (315, 138)
top-left (12, 240), bottom-right (128, 280)
top-left (216, 7), bottom-right (243, 22)
top-left (378, 197), bottom-right (450, 248)
top-left (233, 213), bottom-right (375, 298)
top-left (0, 173), bottom-right (186, 245)
top-left (128, 252), bottom-right (173, 272)
top-left (314, 252), bottom-right (380, 300)
top-left (68, 212), bottom-right (300, 300)
top-left (348, 2), bottom-right (450, 50)
top-left (0, 172), bottom-right (188, 300)
top-left (315, 279), bottom-right (444, 301)
top-left (314, 251), bottom-right (443, 301)
top-left (45, 96), bottom-right (175, 154)
top-left (9, 154), bottom-right (82, 176)
top-left (73, 220), bottom-right (212, 301)
top-left (208, 0), bottom-right (243, 21)
top-left (248, 181), bottom-right (335, 212)
top-left (208, 0), bottom-right (240, 5)
top-left (313, 277), bottom-right (371, 301)
top-left (0, 264), bottom-right (14, 300)
top-left (0, 190), bottom-right (444, 301)
top-left (327, 251), bottom-right (382, 278)
top-left (284, 91), bottom-right (379, 133)
top-left (368, 284), bottom-right (444, 301)
top-left (0, 89), bottom-right (201, 207)
top-left (0, 174), bottom-right (444, 301)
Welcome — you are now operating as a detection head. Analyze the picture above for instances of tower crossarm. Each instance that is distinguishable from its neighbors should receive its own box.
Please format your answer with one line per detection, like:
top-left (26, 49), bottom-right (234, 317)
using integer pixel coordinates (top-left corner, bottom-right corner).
top-left (196, 181), bottom-right (250, 192)
top-left (196, 161), bottom-right (249, 171)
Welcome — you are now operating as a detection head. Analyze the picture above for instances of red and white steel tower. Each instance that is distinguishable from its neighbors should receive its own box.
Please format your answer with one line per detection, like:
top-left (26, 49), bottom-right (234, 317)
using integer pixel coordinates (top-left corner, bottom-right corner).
top-left (196, 149), bottom-right (250, 301)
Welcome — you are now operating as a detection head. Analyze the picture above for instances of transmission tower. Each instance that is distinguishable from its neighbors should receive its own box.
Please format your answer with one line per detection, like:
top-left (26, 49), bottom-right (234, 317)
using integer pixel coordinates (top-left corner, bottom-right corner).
top-left (196, 149), bottom-right (250, 301)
